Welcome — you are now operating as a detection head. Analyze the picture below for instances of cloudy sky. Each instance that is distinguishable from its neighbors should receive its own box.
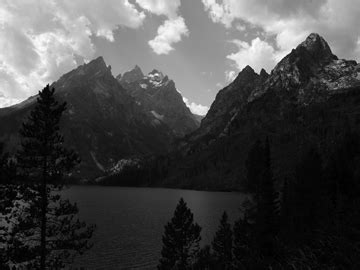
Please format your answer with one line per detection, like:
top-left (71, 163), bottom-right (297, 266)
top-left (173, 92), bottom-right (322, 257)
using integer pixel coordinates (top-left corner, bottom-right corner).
top-left (1, 0), bottom-right (360, 114)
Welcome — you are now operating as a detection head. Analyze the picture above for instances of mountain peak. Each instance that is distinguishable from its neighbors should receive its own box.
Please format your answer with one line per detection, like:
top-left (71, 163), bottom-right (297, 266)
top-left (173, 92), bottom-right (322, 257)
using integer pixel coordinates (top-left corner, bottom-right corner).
top-left (85, 56), bottom-right (108, 71)
top-left (119, 65), bottom-right (144, 84)
top-left (133, 65), bottom-right (142, 72)
top-left (259, 68), bottom-right (269, 79)
top-left (232, 65), bottom-right (257, 84)
top-left (147, 69), bottom-right (165, 82)
top-left (56, 56), bottom-right (111, 84)
top-left (297, 33), bottom-right (336, 62)
top-left (242, 65), bottom-right (255, 74)
top-left (90, 56), bottom-right (106, 65)
top-left (149, 69), bottom-right (161, 74)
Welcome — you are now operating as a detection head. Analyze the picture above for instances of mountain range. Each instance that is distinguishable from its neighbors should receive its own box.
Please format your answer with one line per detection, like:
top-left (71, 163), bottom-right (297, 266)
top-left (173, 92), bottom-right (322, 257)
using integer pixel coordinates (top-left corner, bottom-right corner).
top-left (161, 33), bottom-right (360, 190)
top-left (0, 57), bottom-right (200, 178)
top-left (1, 33), bottom-right (360, 189)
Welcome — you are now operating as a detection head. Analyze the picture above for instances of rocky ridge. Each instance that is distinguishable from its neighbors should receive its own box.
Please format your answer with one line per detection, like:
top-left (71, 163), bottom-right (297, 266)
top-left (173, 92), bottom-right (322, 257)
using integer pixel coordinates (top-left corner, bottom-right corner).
top-left (118, 66), bottom-right (200, 137)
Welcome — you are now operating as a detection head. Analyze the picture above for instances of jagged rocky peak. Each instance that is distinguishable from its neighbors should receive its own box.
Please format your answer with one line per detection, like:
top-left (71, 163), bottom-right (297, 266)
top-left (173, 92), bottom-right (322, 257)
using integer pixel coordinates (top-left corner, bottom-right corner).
top-left (232, 65), bottom-right (258, 85)
top-left (297, 33), bottom-right (337, 62)
top-left (242, 65), bottom-right (255, 73)
top-left (120, 65), bottom-right (144, 83)
top-left (248, 33), bottom-right (360, 102)
top-left (147, 69), bottom-right (165, 82)
top-left (260, 68), bottom-right (269, 79)
top-left (84, 56), bottom-right (110, 74)
top-left (56, 56), bottom-right (112, 88)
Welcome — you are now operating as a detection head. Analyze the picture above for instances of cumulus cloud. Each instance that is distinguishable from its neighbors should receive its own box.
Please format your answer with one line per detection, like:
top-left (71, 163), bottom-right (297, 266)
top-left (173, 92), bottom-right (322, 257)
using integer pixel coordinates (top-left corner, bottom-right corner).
top-left (225, 70), bottom-right (237, 83)
top-left (0, 0), bottom-right (146, 107)
top-left (202, 0), bottom-right (360, 72)
top-left (227, 38), bottom-right (278, 73)
top-left (183, 97), bottom-right (209, 116)
top-left (136, 0), bottom-right (188, 55)
top-left (149, 17), bottom-right (189, 55)
top-left (136, 0), bottom-right (181, 18)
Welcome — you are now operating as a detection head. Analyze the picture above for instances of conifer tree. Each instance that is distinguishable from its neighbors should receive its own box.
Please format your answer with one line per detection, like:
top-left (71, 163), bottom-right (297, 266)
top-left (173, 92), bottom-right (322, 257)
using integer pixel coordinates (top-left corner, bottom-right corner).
top-left (0, 142), bottom-right (16, 184)
top-left (245, 139), bottom-right (265, 193)
top-left (14, 85), bottom-right (94, 269)
top-left (233, 215), bottom-right (256, 269)
top-left (211, 211), bottom-right (233, 269)
top-left (255, 137), bottom-right (279, 257)
top-left (158, 198), bottom-right (201, 270)
top-left (193, 245), bottom-right (214, 270)
top-left (256, 137), bottom-right (279, 233)
top-left (293, 147), bottom-right (323, 232)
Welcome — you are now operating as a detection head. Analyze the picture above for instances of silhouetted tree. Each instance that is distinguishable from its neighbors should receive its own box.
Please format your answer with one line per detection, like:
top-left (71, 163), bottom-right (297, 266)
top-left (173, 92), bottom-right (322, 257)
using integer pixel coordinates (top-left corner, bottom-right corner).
top-left (256, 137), bottom-right (279, 236)
top-left (12, 85), bottom-right (94, 269)
top-left (239, 137), bottom-right (280, 265)
top-left (0, 142), bottom-right (16, 184)
top-left (245, 139), bottom-right (265, 193)
top-left (292, 147), bottom-right (323, 233)
top-left (193, 245), bottom-right (214, 270)
top-left (158, 198), bottom-right (201, 270)
top-left (233, 216), bottom-right (257, 269)
top-left (212, 211), bottom-right (233, 269)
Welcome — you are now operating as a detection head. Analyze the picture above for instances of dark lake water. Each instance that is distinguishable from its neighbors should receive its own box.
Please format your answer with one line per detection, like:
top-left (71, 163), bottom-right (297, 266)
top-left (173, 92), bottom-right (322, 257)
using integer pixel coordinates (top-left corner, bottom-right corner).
top-left (62, 186), bottom-right (248, 269)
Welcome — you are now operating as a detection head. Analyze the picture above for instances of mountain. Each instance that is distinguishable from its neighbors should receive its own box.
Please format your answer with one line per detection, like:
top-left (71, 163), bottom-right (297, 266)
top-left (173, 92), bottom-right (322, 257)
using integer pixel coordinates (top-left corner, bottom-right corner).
top-left (118, 67), bottom-right (200, 137)
top-left (185, 66), bottom-right (268, 143)
top-left (0, 57), bottom-right (174, 178)
top-left (155, 33), bottom-right (360, 190)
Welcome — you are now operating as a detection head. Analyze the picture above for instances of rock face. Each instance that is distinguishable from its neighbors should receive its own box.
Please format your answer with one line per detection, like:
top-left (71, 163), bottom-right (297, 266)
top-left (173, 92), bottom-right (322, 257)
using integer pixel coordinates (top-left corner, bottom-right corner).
top-left (0, 57), bottom-right (174, 178)
top-left (249, 33), bottom-right (360, 102)
top-left (164, 33), bottom-right (360, 190)
top-left (118, 67), bottom-right (200, 137)
top-left (118, 65), bottom-right (144, 84)
top-left (189, 65), bottom-right (268, 141)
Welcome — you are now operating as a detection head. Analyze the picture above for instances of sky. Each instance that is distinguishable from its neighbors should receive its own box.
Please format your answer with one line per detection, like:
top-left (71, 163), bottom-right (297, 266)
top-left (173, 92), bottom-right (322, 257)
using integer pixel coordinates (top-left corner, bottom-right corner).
top-left (1, 0), bottom-right (360, 115)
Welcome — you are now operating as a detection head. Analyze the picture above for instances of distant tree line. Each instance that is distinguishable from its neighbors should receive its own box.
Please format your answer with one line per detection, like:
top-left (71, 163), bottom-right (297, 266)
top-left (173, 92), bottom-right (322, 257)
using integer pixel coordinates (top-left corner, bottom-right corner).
top-left (158, 133), bottom-right (360, 269)
top-left (0, 85), bottom-right (94, 269)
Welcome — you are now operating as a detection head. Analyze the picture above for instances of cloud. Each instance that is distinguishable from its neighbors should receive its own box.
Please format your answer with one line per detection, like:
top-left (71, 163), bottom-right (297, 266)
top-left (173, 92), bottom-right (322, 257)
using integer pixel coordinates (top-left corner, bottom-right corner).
top-left (0, 96), bottom-right (22, 108)
top-left (148, 17), bottom-right (189, 55)
top-left (235, 23), bottom-right (246, 32)
top-left (202, 0), bottom-right (360, 71)
top-left (224, 70), bottom-right (237, 83)
top-left (0, 0), bottom-right (147, 107)
top-left (136, 0), bottom-right (188, 55)
top-left (183, 97), bottom-right (209, 116)
top-left (227, 38), bottom-right (278, 73)
top-left (136, 0), bottom-right (181, 18)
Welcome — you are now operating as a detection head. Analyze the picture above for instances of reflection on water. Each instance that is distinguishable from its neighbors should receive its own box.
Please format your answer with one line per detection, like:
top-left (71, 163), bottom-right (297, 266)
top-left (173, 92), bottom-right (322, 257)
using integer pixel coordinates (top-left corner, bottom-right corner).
top-left (62, 186), bottom-right (247, 269)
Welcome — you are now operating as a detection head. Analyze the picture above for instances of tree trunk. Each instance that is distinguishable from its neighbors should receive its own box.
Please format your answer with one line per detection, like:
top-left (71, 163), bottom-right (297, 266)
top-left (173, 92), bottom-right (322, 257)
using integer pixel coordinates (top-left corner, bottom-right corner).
top-left (40, 162), bottom-right (47, 270)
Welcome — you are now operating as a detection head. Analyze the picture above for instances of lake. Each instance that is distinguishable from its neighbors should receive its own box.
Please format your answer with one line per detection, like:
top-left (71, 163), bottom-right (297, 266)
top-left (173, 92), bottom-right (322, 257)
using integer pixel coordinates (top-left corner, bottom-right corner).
top-left (62, 186), bottom-right (248, 269)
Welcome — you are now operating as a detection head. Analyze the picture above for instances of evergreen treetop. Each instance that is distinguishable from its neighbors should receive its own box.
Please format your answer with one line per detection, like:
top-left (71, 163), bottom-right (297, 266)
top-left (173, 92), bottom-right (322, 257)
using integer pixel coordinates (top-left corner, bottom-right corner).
top-left (158, 198), bottom-right (201, 270)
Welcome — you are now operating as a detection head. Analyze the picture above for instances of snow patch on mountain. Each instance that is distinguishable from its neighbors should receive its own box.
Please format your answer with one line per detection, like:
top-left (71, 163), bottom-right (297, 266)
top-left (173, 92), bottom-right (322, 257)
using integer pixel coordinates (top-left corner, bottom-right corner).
top-left (90, 151), bottom-right (105, 172)
top-left (109, 158), bottom-right (141, 175)
top-left (151, 110), bottom-right (165, 121)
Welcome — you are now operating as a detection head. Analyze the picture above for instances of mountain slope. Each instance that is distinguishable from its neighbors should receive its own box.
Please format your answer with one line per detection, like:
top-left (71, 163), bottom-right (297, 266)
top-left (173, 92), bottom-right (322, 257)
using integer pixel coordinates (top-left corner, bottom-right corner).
top-left (118, 67), bottom-right (200, 137)
top-left (160, 33), bottom-right (360, 190)
top-left (0, 57), bottom-right (174, 178)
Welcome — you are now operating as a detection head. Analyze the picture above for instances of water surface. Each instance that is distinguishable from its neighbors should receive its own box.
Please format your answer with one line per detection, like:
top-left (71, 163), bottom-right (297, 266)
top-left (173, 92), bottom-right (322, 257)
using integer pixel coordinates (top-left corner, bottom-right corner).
top-left (63, 186), bottom-right (247, 269)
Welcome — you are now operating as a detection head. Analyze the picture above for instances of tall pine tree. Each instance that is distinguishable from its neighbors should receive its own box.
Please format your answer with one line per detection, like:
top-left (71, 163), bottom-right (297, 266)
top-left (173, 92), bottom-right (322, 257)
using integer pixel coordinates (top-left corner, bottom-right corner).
top-left (158, 198), bottom-right (201, 270)
top-left (15, 85), bottom-right (94, 269)
top-left (245, 139), bottom-right (265, 194)
top-left (211, 211), bottom-right (233, 269)
top-left (257, 137), bottom-right (279, 237)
